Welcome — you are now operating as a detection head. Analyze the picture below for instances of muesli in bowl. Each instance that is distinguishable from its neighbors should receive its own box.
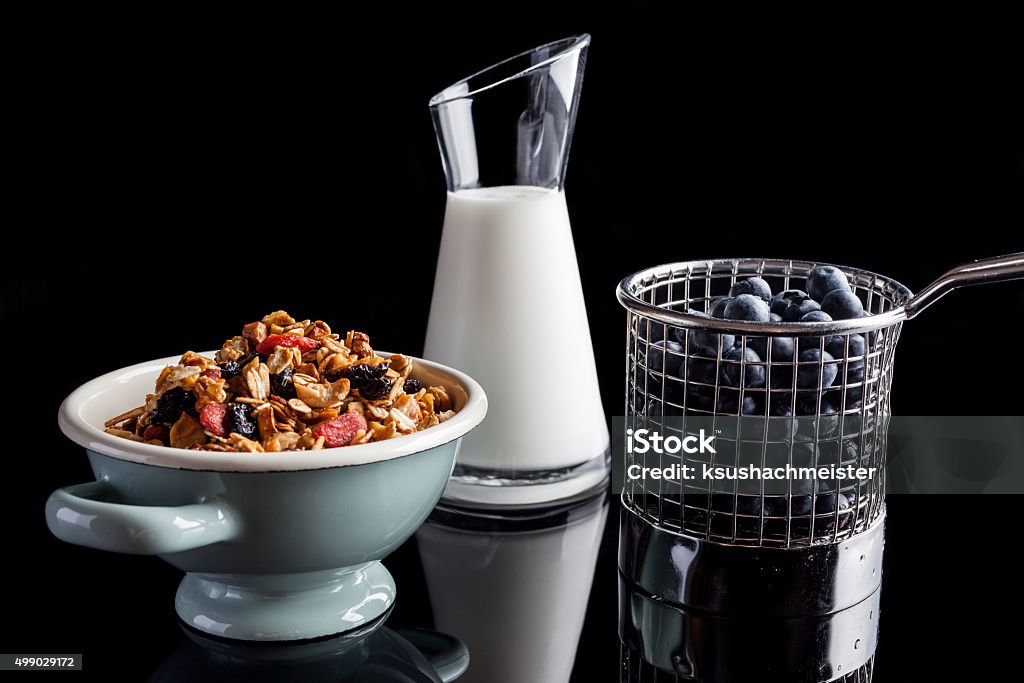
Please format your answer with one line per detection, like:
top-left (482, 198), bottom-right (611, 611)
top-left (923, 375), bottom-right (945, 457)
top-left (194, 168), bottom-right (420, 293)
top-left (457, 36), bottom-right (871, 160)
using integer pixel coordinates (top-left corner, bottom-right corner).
top-left (47, 316), bottom-right (486, 641)
top-left (104, 310), bottom-right (457, 453)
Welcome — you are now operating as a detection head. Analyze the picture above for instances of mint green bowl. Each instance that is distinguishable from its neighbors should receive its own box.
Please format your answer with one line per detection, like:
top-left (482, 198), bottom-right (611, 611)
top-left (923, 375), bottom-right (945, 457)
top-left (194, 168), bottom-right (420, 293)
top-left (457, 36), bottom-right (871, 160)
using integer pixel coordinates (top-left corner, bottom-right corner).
top-left (46, 352), bottom-right (487, 642)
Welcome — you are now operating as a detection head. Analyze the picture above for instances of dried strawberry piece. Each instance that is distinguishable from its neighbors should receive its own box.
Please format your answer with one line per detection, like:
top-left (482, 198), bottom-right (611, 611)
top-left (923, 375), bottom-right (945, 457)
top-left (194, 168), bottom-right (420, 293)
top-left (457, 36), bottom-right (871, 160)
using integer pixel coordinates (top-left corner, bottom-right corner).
top-left (256, 334), bottom-right (319, 356)
top-left (201, 368), bottom-right (222, 380)
top-left (199, 402), bottom-right (228, 437)
top-left (313, 413), bottom-right (367, 448)
top-left (142, 424), bottom-right (170, 443)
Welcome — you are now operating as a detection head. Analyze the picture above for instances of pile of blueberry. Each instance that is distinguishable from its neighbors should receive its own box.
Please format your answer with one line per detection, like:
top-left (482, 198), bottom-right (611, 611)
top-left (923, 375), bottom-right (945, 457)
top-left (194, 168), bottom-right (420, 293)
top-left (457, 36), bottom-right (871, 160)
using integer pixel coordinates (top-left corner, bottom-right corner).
top-left (643, 265), bottom-right (874, 416)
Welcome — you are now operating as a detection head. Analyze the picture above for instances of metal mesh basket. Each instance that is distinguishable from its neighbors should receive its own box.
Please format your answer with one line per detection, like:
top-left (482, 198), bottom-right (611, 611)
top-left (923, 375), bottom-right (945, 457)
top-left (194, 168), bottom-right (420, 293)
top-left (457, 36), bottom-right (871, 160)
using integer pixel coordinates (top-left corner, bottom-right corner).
top-left (618, 259), bottom-right (908, 548)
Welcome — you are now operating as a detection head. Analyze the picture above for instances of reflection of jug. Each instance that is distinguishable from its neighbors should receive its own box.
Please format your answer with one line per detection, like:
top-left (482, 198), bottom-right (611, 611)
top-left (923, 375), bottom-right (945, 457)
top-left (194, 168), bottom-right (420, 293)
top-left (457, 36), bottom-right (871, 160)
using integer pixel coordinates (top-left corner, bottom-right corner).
top-left (425, 35), bottom-right (609, 507)
top-left (417, 494), bottom-right (608, 683)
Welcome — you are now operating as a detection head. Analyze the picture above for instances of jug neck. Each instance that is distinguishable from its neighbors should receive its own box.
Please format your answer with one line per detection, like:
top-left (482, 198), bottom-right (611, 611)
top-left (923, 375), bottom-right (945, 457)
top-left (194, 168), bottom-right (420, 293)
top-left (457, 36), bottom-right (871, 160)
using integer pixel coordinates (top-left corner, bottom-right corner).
top-left (430, 35), bottom-right (589, 192)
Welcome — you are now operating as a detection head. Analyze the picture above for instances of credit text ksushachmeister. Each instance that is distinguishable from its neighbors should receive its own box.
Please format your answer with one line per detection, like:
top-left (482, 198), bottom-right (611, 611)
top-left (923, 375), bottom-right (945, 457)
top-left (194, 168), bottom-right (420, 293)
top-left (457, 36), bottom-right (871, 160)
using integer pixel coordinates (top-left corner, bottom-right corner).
top-left (625, 429), bottom-right (878, 482)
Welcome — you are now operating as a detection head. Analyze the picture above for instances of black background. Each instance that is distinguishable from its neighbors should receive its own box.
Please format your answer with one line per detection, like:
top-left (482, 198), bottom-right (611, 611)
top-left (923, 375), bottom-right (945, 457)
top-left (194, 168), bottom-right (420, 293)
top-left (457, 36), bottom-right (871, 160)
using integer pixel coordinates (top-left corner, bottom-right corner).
top-left (4, 3), bottom-right (1023, 680)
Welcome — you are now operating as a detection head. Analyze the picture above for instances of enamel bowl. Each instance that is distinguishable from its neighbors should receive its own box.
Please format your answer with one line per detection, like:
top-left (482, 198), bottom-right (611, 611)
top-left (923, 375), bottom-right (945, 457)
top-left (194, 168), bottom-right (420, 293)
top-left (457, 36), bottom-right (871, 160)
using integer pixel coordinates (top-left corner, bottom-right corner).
top-left (46, 352), bottom-right (487, 642)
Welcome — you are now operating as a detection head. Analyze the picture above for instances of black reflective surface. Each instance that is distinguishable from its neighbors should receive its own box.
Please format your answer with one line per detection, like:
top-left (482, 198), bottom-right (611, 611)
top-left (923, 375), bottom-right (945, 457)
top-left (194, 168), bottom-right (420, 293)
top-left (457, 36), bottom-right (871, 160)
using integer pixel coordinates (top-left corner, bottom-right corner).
top-left (8, 491), bottom-right (1021, 680)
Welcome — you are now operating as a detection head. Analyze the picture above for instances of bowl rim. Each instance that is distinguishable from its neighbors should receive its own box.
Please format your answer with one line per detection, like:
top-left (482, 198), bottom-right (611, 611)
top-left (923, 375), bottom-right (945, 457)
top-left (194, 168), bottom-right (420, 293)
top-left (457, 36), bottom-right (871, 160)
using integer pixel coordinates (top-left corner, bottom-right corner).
top-left (58, 351), bottom-right (488, 472)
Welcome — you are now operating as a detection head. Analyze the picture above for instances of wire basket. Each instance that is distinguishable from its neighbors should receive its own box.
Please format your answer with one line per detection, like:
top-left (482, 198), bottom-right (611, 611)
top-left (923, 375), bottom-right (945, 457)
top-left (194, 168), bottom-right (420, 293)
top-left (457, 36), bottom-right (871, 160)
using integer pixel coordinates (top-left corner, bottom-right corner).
top-left (618, 259), bottom-right (907, 548)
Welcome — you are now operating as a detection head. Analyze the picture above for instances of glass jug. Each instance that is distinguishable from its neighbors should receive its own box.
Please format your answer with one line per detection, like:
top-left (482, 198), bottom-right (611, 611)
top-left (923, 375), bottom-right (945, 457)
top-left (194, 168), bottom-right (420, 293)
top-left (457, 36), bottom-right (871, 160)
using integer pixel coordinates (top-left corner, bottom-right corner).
top-left (425, 35), bottom-right (609, 507)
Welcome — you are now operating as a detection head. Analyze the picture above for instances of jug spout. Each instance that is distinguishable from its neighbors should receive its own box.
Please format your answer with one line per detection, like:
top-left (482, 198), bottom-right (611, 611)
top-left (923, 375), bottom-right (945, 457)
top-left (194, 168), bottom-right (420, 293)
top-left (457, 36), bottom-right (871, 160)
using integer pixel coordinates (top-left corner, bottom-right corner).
top-left (429, 34), bottom-right (589, 191)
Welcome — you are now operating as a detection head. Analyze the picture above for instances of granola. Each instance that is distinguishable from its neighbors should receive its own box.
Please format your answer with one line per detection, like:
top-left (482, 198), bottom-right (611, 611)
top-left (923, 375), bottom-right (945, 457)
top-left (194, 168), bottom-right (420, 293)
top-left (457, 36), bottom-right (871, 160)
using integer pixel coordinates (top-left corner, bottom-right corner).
top-left (105, 311), bottom-right (458, 452)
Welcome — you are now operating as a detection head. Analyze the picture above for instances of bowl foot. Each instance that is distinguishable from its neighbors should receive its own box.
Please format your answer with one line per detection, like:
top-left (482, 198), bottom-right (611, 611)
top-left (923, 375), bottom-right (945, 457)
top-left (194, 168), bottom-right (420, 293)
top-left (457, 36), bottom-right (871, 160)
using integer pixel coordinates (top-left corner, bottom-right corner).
top-left (175, 562), bottom-right (396, 642)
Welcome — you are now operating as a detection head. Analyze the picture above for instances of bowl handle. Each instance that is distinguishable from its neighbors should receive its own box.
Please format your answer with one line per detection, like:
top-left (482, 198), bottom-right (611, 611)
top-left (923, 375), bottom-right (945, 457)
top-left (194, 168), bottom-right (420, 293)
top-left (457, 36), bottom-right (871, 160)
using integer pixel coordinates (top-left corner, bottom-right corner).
top-left (45, 481), bottom-right (238, 555)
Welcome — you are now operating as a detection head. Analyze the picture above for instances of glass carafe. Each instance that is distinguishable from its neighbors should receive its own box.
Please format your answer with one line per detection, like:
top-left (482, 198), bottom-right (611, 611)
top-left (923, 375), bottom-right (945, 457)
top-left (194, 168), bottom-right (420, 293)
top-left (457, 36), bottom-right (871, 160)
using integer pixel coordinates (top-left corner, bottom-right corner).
top-left (425, 35), bottom-right (609, 507)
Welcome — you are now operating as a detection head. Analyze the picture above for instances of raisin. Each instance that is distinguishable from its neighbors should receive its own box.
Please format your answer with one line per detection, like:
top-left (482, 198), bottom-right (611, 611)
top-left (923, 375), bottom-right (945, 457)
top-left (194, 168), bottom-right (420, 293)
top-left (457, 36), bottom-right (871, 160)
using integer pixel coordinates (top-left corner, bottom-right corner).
top-left (219, 360), bottom-right (242, 379)
top-left (271, 367), bottom-right (296, 399)
top-left (403, 378), bottom-right (422, 394)
top-left (360, 376), bottom-right (392, 400)
top-left (151, 387), bottom-right (195, 425)
top-left (325, 362), bottom-right (388, 388)
top-left (237, 352), bottom-right (258, 368)
top-left (225, 403), bottom-right (257, 439)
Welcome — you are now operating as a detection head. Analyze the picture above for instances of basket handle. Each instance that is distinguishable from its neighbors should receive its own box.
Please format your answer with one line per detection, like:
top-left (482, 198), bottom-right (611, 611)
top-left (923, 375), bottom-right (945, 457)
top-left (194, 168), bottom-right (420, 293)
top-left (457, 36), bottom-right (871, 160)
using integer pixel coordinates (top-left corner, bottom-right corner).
top-left (904, 252), bottom-right (1024, 319)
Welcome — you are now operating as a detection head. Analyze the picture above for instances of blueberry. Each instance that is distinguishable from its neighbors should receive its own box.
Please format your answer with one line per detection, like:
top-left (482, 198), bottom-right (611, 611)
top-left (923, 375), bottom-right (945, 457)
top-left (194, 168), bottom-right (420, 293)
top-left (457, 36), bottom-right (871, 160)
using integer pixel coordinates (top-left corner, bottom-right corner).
top-left (791, 441), bottom-right (821, 469)
top-left (716, 389), bottom-right (760, 415)
top-left (769, 364), bottom-right (795, 389)
top-left (853, 310), bottom-right (884, 346)
top-left (796, 396), bottom-right (840, 435)
top-left (825, 334), bottom-right (866, 385)
top-left (684, 387), bottom-right (715, 413)
top-left (646, 341), bottom-right (686, 402)
top-left (763, 496), bottom-right (790, 518)
top-left (800, 310), bottom-right (833, 324)
top-left (685, 355), bottom-right (719, 386)
top-left (745, 335), bottom-right (795, 362)
top-left (403, 378), bottom-right (423, 394)
top-left (820, 289), bottom-right (864, 320)
top-left (721, 346), bottom-right (765, 388)
top-left (636, 320), bottom-right (665, 343)
top-left (790, 495), bottom-right (814, 516)
top-left (709, 296), bottom-right (733, 319)
top-left (770, 394), bottom-right (795, 416)
top-left (771, 289), bottom-right (810, 317)
top-left (150, 387), bottom-right (196, 425)
top-left (794, 393), bottom-right (821, 416)
top-left (796, 349), bottom-right (838, 389)
top-left (730, 277), bottom-right (772, 303)
top-left (828, 387), bottom-right (863, 410)
top-left (647, 340), bottom-right (685, 376)
top-left (781, 297), bottom-right (821, 322)
top-left (686, 309), bottom-right (735, 356)
top-left (806, 265), bottom-right (851, 303)
top-left (225, 403), bottom-right (257, 438)
top-left (824, 334), bottom-right (866, 361)
top-left (770, 312), bottom-right (783, 322)
top-left (724, 294), bottom-right (771, 322)
top-left (797, 310), bottom-right (843, 353)
top-left (270, 367), bottom-right (296, 399)
top-left (764, 404), bottom-right (799, 439)
top-left (814, 489), bottom-right (852, 515)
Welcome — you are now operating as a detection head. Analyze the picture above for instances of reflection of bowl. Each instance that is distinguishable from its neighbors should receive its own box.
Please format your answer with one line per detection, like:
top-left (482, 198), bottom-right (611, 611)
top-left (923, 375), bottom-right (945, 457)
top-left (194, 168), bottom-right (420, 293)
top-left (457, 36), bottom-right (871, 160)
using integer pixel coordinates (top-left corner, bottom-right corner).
top-left (46, 352), bottom-right (487, 642)
top-left (151, 624), bottom-right (470, 682)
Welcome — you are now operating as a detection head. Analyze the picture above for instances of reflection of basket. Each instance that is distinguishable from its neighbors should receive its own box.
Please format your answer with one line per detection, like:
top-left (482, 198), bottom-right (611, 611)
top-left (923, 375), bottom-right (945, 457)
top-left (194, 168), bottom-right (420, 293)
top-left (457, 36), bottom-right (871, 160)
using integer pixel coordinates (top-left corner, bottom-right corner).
top-left (619, 646), bottom-right (874, 683)
top-left (619, 259), bottom-right (904, 547)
